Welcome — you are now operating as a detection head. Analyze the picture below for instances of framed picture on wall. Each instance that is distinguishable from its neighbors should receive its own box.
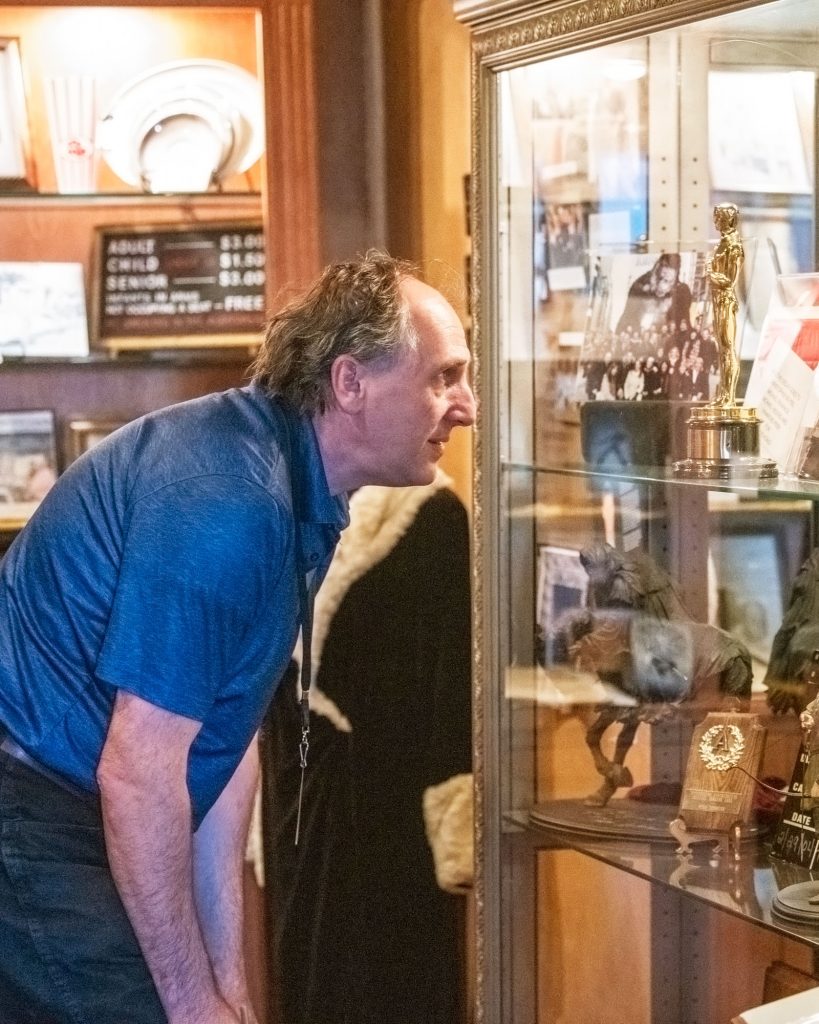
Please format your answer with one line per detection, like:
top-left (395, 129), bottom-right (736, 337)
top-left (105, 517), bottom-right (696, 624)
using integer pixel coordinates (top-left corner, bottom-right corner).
top-left (0, 410), bottom-right (58, 525)
top-left (0, 38), bottom-right (37, 191)
top-left (65, 419), bottom-right (126, 464)
top-left (0, 262), bottom-right (89, 358)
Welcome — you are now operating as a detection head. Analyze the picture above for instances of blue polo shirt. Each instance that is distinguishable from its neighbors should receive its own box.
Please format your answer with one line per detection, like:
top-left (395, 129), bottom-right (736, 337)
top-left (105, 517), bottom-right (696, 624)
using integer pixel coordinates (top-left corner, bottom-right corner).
top-left (0, 385), bottom-right (348, 827)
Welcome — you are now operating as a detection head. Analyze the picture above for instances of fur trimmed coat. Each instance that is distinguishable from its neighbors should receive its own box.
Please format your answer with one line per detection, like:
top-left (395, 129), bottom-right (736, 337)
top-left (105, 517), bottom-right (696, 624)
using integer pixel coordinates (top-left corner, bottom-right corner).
top-left (261, 476), bottom-right (472, 1024)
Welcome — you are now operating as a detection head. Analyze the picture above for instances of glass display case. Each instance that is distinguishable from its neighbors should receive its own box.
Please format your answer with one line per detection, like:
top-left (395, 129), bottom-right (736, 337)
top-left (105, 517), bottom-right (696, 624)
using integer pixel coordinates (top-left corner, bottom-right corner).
top-left (455, 0), bottom-right (819, 1020)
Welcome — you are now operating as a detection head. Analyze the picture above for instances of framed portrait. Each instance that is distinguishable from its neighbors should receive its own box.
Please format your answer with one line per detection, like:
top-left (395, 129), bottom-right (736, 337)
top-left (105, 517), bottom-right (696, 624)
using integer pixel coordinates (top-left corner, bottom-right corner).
top-left (0, 410), bottom-right (58, 525)
top-left (709, 517), bottom-right (807, 667)
top-left (65, 419), bottom-right (126, 464)
top-left (0, 38), bottom-right (36, 191)
top-left (0, 262), bottom-right (89, 359)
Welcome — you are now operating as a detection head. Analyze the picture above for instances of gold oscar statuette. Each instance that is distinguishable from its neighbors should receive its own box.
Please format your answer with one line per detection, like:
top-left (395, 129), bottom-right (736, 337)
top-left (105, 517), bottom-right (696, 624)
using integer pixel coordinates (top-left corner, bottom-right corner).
top-left (673, 203), bottom-right (777, 480)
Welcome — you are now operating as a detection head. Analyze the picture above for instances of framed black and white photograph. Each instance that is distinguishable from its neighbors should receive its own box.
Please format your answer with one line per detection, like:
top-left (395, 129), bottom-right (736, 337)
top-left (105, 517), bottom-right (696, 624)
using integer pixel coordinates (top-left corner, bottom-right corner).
top-left (0, 410), bottom-right (58, 513)
top-left (0, 38), bottom-right (36, 191)
top-left (65, 419), bottom-right (126, 464)
top-left (0, 262), bottom-right (89, 358)
top-left (576, 249), bottom-right (716, 403)
top-left (711, 529), bottom-right (787, 666)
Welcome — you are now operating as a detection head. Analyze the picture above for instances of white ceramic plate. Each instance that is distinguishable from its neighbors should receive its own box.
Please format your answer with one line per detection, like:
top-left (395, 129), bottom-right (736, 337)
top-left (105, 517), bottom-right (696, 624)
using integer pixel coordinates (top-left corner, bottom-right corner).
top-left (99, 59), bottom-right (264, 192)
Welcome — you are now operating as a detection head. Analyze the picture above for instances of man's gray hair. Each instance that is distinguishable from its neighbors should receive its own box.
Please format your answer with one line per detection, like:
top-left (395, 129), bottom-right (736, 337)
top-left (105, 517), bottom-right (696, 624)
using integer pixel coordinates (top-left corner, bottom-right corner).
top-left (251, 250), bottom-right (419, 415)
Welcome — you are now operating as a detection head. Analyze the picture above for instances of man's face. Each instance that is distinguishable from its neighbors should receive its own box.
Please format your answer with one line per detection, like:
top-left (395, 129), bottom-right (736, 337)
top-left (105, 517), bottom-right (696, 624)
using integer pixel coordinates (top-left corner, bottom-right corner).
top-left (359, 279), bottom-right (476, 486)
top-left (654, 266), bottom-right (677, 296)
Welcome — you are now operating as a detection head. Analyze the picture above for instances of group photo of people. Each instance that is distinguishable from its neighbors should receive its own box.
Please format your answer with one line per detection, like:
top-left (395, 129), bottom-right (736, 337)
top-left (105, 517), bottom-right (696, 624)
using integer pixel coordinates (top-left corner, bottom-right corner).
top-left (576, 250), bottom-right (719, 402)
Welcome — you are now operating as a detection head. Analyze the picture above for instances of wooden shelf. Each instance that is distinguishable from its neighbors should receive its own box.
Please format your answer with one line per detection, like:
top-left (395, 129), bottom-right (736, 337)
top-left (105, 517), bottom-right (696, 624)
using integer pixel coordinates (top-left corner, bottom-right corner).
top-left (0, 191), bottom-right (262, 206)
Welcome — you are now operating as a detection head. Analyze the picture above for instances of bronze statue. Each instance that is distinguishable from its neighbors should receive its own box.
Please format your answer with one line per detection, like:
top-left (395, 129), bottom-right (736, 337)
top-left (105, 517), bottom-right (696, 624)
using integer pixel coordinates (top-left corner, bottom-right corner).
top-left (548, 543), bottom-right (752, 806)
top-left (553, 606), bottom-right (752, 805)
top-left (706, 202), bottom-right (744, 409)
top-left (580, 542), bottom-right (692, 620)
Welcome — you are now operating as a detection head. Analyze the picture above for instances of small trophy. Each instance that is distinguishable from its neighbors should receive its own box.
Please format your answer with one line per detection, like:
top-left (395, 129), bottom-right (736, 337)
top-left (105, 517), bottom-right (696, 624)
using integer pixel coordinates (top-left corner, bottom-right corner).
top-left (670, 710), bottom-right (767, 859)
top-left (673, 204), bottom-right (777, 480)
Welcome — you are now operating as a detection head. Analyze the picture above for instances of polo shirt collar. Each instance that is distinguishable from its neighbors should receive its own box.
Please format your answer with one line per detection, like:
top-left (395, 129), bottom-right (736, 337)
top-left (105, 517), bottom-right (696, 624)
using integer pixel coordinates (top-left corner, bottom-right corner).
top-left (249, 384), bottom-right (349, 536)
top-left (290, 410), bottom-right (349, 531)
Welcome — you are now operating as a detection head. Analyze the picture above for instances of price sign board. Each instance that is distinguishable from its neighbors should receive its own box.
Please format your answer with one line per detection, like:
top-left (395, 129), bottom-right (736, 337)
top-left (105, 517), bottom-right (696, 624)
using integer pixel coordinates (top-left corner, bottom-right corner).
top-left (92, 220), bottom-right (266, 353)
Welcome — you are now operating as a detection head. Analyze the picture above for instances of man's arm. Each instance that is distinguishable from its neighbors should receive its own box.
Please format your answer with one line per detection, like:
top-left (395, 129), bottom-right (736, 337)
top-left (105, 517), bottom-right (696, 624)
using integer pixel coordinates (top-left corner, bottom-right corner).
top-left (192, 734), bottom-right (260, 1022)
top-left (97, 690), bottom-right (239, 1024)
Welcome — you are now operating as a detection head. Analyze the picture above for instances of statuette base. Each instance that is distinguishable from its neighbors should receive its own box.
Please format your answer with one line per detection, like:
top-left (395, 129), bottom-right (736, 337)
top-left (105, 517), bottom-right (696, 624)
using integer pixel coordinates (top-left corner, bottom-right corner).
top-left (673, 404), bottom-right (777, 480)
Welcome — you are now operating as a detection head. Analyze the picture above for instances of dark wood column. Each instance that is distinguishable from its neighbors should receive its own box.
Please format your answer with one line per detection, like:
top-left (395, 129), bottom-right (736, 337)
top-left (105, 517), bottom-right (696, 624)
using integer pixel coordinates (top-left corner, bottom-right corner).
top-left (260, 0), bottom-right (322, 300)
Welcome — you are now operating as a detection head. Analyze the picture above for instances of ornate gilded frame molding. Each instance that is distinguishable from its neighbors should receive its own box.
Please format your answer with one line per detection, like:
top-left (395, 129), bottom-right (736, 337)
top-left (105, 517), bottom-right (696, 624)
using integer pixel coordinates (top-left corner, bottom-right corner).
top-left (465, 0), bottom-right (775, 1020)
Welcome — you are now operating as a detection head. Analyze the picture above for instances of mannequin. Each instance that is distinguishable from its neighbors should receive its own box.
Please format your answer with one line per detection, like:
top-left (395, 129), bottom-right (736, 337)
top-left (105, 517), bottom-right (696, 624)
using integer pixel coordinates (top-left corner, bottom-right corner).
top-left (261, 471), bottom-right (472, 1024)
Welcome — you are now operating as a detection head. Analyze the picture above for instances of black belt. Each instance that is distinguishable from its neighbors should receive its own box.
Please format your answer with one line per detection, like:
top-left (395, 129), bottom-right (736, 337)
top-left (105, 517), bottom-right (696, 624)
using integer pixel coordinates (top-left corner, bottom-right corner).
top-left (0, 728), bottom-right (90, 799)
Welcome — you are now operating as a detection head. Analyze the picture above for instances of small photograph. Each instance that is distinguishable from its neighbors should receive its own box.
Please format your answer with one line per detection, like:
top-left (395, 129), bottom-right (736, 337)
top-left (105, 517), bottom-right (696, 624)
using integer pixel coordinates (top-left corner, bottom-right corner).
top-left (576, 249), bottom-right (716, 403)
top-left (0, 410), bottom-right (58, 505)
top-left (65, 419), bottom-right (127, 465)
top-left (708, 69), bottom-right (812, 195)
top-left (545, 202), bottom-right (588, 292)
top-left (0, 262), bottom-right (89, 358)
top-left (536, 545), bottom-right (589, 663)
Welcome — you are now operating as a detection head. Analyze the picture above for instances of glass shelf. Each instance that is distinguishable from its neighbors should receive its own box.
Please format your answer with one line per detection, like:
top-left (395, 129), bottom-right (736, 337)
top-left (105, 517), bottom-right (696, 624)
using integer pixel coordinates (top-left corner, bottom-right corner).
top-left (507, 810), bottom-right (819, 950)
top-left (504, 459), bottom-right (819, 502)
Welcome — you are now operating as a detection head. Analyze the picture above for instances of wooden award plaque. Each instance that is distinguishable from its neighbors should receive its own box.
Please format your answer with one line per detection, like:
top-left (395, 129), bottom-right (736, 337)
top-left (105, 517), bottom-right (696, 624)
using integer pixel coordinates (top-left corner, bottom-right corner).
top-left (671, 712), bottom-right (766, 855)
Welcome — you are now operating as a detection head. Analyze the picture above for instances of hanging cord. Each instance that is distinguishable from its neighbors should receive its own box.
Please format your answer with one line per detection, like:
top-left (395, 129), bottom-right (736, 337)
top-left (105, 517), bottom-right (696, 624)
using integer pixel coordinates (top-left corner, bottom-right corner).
top-left (294, 567), bottom-right (314, 847)
top-left (277, 398), bottom-right (318, 848)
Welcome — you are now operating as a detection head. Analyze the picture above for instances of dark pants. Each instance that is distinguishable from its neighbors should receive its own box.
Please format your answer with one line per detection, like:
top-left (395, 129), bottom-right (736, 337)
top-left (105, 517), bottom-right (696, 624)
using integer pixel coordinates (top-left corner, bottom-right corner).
top-left (0, 748), bottom-right (166, 1024)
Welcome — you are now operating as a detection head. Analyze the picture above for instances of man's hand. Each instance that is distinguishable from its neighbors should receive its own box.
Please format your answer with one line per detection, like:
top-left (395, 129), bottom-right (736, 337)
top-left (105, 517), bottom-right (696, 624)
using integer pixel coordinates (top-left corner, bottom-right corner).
top-left (238, 1004), bottom-right (260, 1024)
top-left (193, 738), bottom-right (260, 1015)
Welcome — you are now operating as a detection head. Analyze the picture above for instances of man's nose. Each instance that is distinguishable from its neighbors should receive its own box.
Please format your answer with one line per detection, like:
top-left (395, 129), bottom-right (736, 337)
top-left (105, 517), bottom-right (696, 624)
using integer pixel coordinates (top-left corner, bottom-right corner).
top-left (450, 381), bottom-right (477, 426)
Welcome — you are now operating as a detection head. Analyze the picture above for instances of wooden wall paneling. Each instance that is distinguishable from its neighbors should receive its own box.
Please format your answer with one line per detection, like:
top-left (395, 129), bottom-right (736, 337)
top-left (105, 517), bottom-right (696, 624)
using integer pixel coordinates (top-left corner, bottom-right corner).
top-left (0, 198), bottom-right (264, 343)
top-left (0, 358), bottom-right (254, 466)
top-left (313, 0), bottom-right (386, 262)
top-left (380, 0), bottom-right (473, 509)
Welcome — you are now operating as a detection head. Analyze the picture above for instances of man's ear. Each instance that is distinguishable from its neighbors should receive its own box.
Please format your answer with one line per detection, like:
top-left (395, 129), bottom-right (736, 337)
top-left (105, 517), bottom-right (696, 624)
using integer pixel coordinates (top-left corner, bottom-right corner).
top-left (329, 354), bottom-right (366, 412)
